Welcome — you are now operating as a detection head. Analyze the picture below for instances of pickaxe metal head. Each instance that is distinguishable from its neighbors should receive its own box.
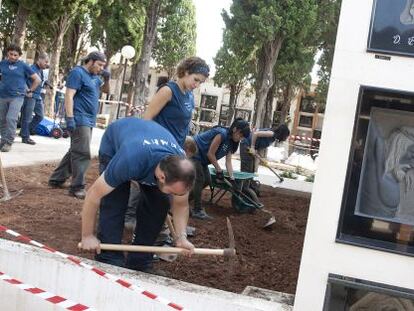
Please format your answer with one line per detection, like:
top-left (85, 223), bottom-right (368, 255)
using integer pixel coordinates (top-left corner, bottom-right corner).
top-left (223, 217), bottom-right (236, 257)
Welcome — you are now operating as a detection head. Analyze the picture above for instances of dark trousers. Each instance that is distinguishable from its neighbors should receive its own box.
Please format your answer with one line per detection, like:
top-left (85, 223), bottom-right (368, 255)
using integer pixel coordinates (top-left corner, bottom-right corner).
top-left (49, 126), bottom-right (92, 191)
top-left (191, 160), bottom-right (211, 211)
top-left (95, 155), bottom-right (170, 269)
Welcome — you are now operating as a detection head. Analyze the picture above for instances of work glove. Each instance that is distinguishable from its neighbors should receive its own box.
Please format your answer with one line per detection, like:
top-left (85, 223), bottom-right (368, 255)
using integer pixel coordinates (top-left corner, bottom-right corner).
top-left (66, 117), bottom-right (76, 133)
top-left (247, 147), bottom-right (256, 156)
top-left (216, 170), bottom-right (225, 182)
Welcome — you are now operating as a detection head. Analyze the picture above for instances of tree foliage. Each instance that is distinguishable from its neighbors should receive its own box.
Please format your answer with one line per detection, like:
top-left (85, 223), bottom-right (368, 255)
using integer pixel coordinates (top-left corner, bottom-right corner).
top-left (153, 0), bottom-right (196, 78)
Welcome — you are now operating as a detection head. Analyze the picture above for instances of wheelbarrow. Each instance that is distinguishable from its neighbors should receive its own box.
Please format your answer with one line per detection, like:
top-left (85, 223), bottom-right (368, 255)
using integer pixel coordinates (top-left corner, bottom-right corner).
top-left (209, 167), bottom-right (276, 228)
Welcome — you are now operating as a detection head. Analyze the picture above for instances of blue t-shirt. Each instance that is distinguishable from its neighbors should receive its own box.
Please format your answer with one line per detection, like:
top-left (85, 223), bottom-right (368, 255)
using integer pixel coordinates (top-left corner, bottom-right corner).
top-left (66, 66), bottom-right (102, 127)
top-left (0, 60), bottom-right (35, 98)
top-left (99, 118), bottom-right (185, 188)
top-left (153, 81), bottom-right (194, 147)
top-left (242, 128), bottom-right (276, 150)
top-left (26, 64), bottom-right (44, 100)
top-left (193, 127), bottom-right (232, 165)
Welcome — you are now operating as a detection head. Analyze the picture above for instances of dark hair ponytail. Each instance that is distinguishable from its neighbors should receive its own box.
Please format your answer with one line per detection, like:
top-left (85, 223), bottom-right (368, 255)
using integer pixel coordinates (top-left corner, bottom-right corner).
top-left (228, 117), bottom-right (251, 153)
top-left (272, 124), bottom-right (290, 142)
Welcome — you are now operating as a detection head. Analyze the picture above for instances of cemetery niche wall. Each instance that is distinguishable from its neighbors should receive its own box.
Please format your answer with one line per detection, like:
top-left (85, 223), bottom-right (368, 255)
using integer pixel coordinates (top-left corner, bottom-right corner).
top-left (337, 86), bottom-right (414, 256)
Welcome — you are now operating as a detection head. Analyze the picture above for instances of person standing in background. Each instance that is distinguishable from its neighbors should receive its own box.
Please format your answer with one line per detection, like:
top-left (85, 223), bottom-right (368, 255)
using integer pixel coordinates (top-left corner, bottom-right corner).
top-left (48, 51), bottom-right (107, 199)
top-left (19, 52), bottom-right (49, 145)
top-left (0, 44), bottom-right (41, 152)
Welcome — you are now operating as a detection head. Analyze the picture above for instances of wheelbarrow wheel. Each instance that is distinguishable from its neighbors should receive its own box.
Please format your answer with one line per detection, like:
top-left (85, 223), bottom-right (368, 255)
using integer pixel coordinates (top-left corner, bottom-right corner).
top-left (50, 128), bottom-right (63, 139)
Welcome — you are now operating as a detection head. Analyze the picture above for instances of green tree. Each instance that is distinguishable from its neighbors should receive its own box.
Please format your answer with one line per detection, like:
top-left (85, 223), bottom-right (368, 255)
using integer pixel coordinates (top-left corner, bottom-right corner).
top-left (223, 0), bottom-right (318, 128)
top-left (214, 28), bottom-right (252, 125)
top-left (315, 0), bottom-right (342, 108)
top-left (153, 0), bottom-right (196, 78)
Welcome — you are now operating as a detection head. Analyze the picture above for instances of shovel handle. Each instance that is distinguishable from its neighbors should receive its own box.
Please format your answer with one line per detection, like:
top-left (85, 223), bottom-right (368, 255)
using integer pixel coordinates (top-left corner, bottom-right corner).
top-left (78, 243), bottom-right (236, 257)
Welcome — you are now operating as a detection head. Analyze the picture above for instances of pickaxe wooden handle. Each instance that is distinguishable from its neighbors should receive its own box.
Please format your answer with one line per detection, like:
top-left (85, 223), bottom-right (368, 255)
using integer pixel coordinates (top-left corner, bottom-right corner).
top-left (96, 243), bottom-right (236, 257)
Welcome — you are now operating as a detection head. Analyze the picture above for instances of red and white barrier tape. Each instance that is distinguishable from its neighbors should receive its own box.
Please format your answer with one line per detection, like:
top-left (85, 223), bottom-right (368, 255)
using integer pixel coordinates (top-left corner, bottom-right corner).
top-left (0, 225), bottom-right (186, 311)
top-left (289, 135), bottom-right (320, 142)
top-left (0, 270), bottom-right (94, 310)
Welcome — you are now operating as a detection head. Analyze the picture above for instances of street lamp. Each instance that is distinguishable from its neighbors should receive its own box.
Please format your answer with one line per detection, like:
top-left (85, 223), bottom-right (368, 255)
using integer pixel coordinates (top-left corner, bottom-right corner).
top-left (116, 45), bottom-right (136, 119)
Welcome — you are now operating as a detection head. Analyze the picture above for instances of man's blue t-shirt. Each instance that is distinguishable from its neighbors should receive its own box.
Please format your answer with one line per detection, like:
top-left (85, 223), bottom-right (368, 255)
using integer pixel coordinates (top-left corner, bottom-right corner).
top-left (154, 81), bottom-right (194, 147)
top-left (0, 60), bottom-right (34, 98)
top-left (66, 66), bottom-right (102, 127)
top-left (26, 64), bottom-right (44, 100)
top-left (242, 128), bottom-right (276, 150)
top-left (99, 118), bottom-right (185, 188)
top-left (193, 127), bottom-right (232, 165)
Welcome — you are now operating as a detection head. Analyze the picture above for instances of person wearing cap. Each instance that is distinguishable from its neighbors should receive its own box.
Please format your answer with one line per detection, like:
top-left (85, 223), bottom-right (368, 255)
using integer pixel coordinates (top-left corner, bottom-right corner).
top-left (191, 117), bottom-right (251, 220)
top-left (48, 51), bottom-right (108, 199)
top-left (19, 52), bottom-right (49, 145)
top-left (0, 44), bottom-right (41, 152)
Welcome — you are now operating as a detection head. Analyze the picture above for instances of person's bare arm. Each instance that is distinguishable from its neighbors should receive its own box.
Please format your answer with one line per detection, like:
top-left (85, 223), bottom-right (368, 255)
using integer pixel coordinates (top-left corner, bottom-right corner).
top-left (64, 88), bottom-right (77, 117)
top-left (80, 174), bottom-right (114, 253)
top-left (225, 153), bottom-right (235, 179)
top-left (143, 86), bottom-right (172, 120)
top-left (207, 134), bottom-right (223, 172)
top-left (170, 193), bottom-right (194, 255)
top-left (29, 73), bottom-right (41, 92)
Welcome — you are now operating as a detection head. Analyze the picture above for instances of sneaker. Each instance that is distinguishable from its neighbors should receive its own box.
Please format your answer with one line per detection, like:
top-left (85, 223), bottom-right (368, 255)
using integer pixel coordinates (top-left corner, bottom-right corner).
top-left (0, 143), bottom-right (11, 152)
top-left (22, 138), bottom-right (36, 145)
top-left (191, 209), bottom-right (213, 220)
top-left (69, 189), bottom-right (86, 199)
top-left (48, 180), bottom-right (65, 188)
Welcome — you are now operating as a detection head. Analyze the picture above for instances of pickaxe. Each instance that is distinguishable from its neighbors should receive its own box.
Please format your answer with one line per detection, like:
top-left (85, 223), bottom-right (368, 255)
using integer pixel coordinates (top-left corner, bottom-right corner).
top-left (79, 217), bottom-right (236, 257)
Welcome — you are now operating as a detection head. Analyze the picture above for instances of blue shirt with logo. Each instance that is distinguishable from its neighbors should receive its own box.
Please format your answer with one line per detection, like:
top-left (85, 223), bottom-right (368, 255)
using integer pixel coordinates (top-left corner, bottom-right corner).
top-left (242, 128), bottom-right (276, 150)
top-left (0, 60), bottom-right (34, 98)
top-left (154, 81), bottom-right (194, 147)
top-left (99, 118), bottom-right (185, 188)
top-left (26, 64), bottom-right (44, 100)
top-left (66, 66), bottom-right (102, 127)
top-left (193, 127), bottom-right (232, 165)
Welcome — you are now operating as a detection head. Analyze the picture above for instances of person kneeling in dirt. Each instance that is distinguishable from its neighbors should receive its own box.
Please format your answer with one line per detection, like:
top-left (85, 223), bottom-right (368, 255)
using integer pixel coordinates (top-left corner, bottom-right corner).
top-left (80, 117), bottom-right (195, 273)
top-left (239, 124), bottom-right (290, 200)
top-left (190, 118), bottom-right (251, 220)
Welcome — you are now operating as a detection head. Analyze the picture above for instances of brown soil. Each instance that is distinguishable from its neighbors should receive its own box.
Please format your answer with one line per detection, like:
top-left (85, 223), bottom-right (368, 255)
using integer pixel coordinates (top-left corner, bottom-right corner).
top-left (0, 160), bottom-right (310, 295)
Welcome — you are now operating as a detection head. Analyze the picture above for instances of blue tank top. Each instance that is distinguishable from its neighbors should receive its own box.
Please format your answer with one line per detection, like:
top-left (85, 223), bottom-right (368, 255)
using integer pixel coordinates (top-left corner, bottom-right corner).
top-left (153, 81), bottom-right (194, 147)
top-left (241, 128), bottom-right (276, 150)
top-left (193, 127), bottom-right (233, 165)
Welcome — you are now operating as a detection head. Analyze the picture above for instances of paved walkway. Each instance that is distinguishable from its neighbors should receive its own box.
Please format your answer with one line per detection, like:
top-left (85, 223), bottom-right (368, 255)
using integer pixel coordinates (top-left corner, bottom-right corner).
top-left (1, 128), bottom-right (312, 194)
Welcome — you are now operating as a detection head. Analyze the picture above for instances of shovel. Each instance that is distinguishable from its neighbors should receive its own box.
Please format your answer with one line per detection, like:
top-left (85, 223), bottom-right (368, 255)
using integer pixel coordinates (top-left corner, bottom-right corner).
top-left (222, 179), bottom-right (276, 229)
top-left (253, 153), bottom-right (284, 183)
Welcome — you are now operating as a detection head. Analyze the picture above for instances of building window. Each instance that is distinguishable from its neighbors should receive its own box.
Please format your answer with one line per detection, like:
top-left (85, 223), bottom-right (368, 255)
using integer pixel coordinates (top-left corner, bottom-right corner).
top-left (300, 97), bottom-right (317, 113)
top-left (324, 274), bottom-right (414, 310)
top-left (219, 105), bottom-right (229, 126)
top-left (200, 110), bottom-right (215, 123)
top-left (234, 108), bottom-right (251, 122)
top-left (200, 94), bottom-right (218, 110)
top-left (299, 115), bottom-right (313, 128)
top-left (338, 86), bottom-right (414, 256)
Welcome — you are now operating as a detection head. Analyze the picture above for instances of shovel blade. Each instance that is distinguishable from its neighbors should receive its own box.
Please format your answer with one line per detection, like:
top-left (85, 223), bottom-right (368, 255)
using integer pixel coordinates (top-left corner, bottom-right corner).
top-left (263, 216), bottom-right (276, 229)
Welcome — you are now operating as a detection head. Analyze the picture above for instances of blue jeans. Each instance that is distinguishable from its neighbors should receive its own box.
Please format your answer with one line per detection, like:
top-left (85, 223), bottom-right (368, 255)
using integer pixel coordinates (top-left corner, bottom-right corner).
top-left (20, 97), bottom-right (36, 139)
top-left (0, 97), bottom-right (25, 145)
top-left (30, 98), bottom-right (44, 134)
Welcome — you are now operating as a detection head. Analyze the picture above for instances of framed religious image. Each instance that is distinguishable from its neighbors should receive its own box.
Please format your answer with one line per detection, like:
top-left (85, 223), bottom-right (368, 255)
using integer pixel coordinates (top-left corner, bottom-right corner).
top-left (355, 107), bottom-right (414, 225)
top-left (368, 0), bottom-right (414, 57)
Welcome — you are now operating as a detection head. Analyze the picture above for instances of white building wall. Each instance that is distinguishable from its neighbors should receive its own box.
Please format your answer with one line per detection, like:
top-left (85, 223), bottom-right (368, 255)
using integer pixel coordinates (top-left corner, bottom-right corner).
top-left (294, 0), bottom-right (414, 310)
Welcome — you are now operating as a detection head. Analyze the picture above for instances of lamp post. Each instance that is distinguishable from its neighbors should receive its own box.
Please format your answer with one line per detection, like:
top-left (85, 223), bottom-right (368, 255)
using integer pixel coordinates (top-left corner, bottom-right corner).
top-left (116, 45), bottom-right (136, 119)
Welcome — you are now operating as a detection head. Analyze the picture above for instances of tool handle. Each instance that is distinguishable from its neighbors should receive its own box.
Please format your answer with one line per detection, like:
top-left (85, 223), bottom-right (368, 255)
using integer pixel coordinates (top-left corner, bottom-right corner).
top-left (78, 243), bottom-right (235, 256)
